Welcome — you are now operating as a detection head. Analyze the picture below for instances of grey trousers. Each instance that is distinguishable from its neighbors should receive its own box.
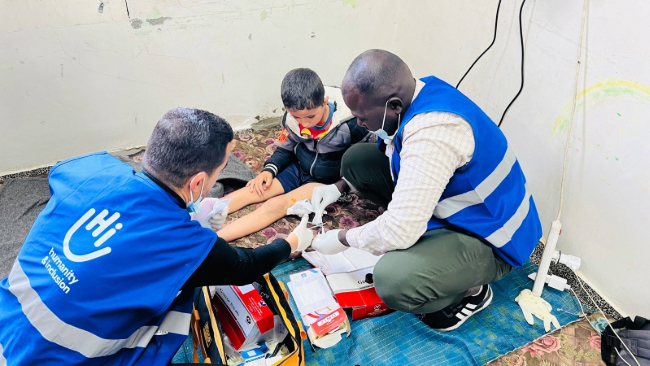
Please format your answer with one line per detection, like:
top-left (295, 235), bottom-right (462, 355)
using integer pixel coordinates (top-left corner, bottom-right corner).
top-left (341, 143), bottom-right (513, 313)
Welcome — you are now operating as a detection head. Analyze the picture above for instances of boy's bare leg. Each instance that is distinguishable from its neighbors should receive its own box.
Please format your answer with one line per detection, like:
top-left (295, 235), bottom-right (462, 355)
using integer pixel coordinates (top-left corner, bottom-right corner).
top-left (225, 178), bottom-right (286, 213)
top-left (218, 182), bottom-right (323, 242)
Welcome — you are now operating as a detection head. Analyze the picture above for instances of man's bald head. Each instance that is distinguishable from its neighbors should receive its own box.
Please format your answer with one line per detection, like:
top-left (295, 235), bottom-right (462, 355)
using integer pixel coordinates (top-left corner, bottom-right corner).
top-left (342, 49), bottom-right (412, 99)
top-left (341, 50), bottom-right (416, 136)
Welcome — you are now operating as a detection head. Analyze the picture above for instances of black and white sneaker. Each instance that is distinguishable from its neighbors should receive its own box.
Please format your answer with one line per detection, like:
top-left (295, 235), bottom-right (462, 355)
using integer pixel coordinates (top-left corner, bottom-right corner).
top-left (416, 285), bottom-right (493, 331)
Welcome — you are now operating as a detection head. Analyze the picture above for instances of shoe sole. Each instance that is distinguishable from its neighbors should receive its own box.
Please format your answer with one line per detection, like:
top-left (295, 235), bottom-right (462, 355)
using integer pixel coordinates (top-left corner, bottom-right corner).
top-left (437, 286), bottom-right (493, 332)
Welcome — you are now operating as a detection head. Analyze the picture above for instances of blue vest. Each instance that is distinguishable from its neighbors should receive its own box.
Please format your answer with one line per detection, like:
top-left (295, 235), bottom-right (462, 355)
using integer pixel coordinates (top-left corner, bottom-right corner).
top-left (0, 152), bottom-right (216, 365)
top-left (391, 76), bottom-right (542, 267)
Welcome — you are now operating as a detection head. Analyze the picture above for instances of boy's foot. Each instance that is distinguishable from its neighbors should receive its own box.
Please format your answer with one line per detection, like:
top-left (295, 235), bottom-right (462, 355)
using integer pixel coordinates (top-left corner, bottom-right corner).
top-left (415, 285), bottom-right (493, 331)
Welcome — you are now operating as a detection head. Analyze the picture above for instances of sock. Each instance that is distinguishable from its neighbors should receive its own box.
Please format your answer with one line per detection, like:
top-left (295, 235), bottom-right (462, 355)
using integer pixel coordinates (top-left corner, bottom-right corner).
top-left (465, 286), bottom-right (482, 297)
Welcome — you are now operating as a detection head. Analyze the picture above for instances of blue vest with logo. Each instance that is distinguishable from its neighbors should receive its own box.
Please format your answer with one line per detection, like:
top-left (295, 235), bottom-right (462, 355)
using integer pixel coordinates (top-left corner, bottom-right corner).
top-left (391, 76), bottom-right (542, 267)
top-left (0, 152), bottom-right (216, 365)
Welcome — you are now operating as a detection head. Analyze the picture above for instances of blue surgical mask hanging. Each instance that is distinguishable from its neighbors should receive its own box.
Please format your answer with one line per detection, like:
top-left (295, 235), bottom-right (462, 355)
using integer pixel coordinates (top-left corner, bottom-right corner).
top-left (370, 99), bottom-right (400, 142)
top-left (186, 175), bottom-right (206, 213)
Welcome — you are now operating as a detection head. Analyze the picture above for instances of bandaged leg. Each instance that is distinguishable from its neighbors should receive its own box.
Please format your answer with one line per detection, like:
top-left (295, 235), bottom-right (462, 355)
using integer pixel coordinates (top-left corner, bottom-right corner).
top-left (218, 183), bottom-right (322, 242)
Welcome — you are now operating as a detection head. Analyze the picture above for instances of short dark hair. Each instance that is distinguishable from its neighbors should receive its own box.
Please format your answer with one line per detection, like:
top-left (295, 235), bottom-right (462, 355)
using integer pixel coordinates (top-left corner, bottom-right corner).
top-left (281, 68), bottom-right (325, 110)
top-left (142, 108), bottom-right (233, 188)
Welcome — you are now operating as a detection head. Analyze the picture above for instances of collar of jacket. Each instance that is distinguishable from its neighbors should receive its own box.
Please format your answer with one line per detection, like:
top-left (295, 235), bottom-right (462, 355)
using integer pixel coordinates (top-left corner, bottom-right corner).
top-left (283, 85), bottom-right (355, 139)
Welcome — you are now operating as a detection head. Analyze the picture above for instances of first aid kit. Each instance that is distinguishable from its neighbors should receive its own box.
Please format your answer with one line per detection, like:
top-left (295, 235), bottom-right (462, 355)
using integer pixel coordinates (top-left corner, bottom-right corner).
top-left (211, 284), bottom-right (277, 352)
top-left (190, 273), bottom-right (306, 365)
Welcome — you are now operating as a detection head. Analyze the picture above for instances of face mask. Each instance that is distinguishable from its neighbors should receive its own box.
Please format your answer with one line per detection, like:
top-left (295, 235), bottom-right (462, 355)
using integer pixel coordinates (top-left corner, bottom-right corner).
top-left (186, 175), bottom-right (206, 214)
top-left (370, 99), bottom-right (400, 142)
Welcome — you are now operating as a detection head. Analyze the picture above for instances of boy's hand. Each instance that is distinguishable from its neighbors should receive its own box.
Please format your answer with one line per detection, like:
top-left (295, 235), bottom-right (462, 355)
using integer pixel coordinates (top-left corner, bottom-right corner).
top-left (247, 171), bottom-right (273, 197)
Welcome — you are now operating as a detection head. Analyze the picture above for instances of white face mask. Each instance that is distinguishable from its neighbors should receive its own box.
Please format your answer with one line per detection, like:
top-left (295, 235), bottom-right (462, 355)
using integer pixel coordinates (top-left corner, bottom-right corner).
top-left (186, 175), bottom-right (206, 214)
top-left (369, 99), bottom-right (400, 142)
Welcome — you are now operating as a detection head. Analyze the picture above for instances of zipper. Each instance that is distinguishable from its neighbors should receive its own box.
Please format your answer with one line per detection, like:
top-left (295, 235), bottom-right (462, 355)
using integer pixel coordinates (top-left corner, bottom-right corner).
top-left (299, 120), bottom-right (347, 177)
top-left (310, 139), bottom-right (319, 176)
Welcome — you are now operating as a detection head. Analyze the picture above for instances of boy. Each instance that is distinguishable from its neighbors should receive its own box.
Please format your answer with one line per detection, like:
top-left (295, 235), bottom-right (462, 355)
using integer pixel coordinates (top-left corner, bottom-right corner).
top-left (217, 68), bottom-right (370, 241)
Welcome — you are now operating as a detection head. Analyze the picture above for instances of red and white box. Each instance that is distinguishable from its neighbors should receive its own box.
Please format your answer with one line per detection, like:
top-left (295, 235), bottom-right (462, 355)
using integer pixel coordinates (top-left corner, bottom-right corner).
top-left (303, 248), bottom-right (393, 320)
top-left (302, 303), bottom-right (347, 338)
top-left (287, 269), bottom-right (350, 348)
top-left (211, 284), bottom-right (275, 351)
top-left (326, 267), bottom-right (393, 320)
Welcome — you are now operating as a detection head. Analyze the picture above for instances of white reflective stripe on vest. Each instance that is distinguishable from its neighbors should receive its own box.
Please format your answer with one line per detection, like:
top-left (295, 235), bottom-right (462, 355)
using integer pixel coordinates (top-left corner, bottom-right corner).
top-left (156, 311), bottom-right (191, 336)
top-left (433, 146), bottom-right (517, 219)
top-left (8, 261), bottom-right (188, 358)
top-left (0, 342), bottom-right (7, 366)
top-left (485, 186), bottom-right (532, 248)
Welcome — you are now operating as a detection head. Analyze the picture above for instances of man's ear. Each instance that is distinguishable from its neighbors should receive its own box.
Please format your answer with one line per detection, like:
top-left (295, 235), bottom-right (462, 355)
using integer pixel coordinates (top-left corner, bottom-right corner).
top-left (188, 172), bottom-right (207, 191)
top-left (388, 98), bottom-right (404, 115)
top-left (323, 96), bottom-right (330, 106)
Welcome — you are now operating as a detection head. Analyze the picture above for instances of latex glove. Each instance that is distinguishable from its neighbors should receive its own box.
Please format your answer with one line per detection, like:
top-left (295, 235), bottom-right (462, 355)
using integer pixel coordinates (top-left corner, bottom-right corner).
top-left (208, 205), bottom-right (229, 231)
top-left (311, 185), bottom-right (341, 224)
top-left (312, 229), bottom-right (348, 255)
top-left (288, 215), bottom-right (314, 253)
top-left (286, 199), bottom-right (315, 217)
top-left (515, 289), bottom-right (561, 332)
top-left (193, 197), bottom-right (230, 229)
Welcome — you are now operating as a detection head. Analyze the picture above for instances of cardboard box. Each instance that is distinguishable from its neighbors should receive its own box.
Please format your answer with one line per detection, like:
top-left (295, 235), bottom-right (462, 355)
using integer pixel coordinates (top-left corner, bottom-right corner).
top-left (212, 284), bottom-right (275, 351)
top-left (326, 267), bottom-right (393, 320)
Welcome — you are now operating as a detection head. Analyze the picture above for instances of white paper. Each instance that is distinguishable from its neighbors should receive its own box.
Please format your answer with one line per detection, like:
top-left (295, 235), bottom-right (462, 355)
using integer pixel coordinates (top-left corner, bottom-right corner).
top-left (287, 269), bottom-right (337, 316)
top-left (286, 199), bottom-right (315, 216)
top-left (197, 197), bottom-right (232, 227)
top-left (302, 248), bottom-right (382, 275)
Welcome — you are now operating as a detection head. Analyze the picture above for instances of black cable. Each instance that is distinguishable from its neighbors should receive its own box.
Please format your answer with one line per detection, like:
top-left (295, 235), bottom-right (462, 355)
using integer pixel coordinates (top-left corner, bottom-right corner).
top-left (456, 0), bottom-right (502, 89)
top-left (498, 0), bottom-right (528, 127)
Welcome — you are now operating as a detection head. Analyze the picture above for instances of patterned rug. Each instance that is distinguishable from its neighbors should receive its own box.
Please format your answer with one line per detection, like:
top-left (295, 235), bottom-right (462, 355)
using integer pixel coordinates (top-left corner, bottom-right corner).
top-left (487, 314), bottom-right (607, 366)
top-left (214, 126), bottom-right (598, 366)
top-left (224, 126), bottom-right (382, 250)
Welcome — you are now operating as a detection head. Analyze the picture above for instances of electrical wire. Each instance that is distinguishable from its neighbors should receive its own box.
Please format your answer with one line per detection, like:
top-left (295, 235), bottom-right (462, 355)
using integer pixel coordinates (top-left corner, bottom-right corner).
top-left (498, 0), bottom-right (528, 127)
top-left (572, 271), bottom-right (641, 366)
top-left (455, 0), bottom-right (502, 89)
top-left (557, 0), bottom-right (588, 221)
top-left (554, 3), bottom-right (640, 365)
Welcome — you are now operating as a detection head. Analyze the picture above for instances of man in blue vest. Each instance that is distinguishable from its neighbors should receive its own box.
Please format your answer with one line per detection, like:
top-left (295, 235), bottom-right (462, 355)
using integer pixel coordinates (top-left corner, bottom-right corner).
top-left (311, 50), bottom-right (542, 331)
top-left (0, 108), bottom-right (314, 365)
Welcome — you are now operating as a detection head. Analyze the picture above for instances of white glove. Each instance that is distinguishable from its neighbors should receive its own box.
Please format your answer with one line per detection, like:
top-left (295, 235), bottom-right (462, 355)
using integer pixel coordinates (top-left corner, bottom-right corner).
top-left (312, 229), bottom-right (348, 255)
top-left (289, 215), bottom-right (314, 253)
top-left (286, 199), bottom-right (315, 217)
top-left (311, 185), bottom-right (342, 225)
top-left (515, 289), bottom-right (561, 332)
top-left (208, 205), bottom-right (229, 231)
top-left (194, 197), bottom-right (231, 230)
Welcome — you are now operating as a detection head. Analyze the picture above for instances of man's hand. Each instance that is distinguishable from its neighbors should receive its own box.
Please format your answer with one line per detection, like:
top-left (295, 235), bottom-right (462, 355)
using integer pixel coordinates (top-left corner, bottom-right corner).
top-left (312, 229), bottom-right (348, 255)
top-left (208, 205), bottom-right (229, 231)
top-left (287, 215), bottom-right (314, 253)
top-left (311, 184), bottom-right (342, 224)
top-left (247, 171), bottom-right (273, 197)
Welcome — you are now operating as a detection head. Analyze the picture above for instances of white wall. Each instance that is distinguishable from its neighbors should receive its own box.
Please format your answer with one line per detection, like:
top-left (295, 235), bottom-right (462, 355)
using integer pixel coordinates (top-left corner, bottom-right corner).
top-left (0, 0), bottom-right (397, 174)
top-left (1, 0), bottom-right (648, 315)
top-left (396, 0), bottom-right (650, 316)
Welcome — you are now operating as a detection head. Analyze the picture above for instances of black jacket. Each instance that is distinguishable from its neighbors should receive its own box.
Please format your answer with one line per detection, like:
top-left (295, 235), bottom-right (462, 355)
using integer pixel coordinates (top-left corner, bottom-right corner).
top-left (263, 86), bottom-right (372, 184)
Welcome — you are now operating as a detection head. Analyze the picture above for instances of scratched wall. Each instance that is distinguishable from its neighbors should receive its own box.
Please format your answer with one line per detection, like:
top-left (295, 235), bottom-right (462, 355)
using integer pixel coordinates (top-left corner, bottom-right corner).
top-left (1, 1), bottom-right (648, 315)
top-left (0, 0), bottom-right (398, 174)
top-left (418, 1), bottom-right (650, 316)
